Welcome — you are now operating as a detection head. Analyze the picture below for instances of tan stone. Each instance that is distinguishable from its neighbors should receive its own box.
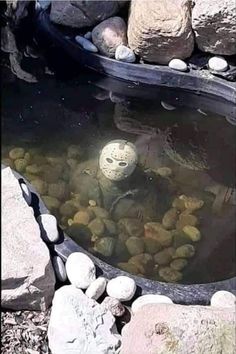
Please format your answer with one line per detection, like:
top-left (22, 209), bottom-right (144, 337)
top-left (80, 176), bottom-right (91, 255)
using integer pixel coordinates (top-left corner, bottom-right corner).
top-left (127, 0), bottom-right (194, 64)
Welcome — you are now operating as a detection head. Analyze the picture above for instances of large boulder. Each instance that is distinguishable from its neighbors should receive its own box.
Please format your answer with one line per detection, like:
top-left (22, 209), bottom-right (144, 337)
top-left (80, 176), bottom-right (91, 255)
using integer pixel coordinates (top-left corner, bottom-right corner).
top-left (192, 0), bottom-right (236, 55)
top-left (92, 17), bottom-right (127, 58)
top-left (1, 167), bottom-right (55, 310)
top-left (48, 285), bottom-right (121, 354)
top-left (50, 0), bottom-right (126, 29)
top-left (127, 0), bottom-right (194, 64)
top-left (121, 303), bottom-right (236, 354)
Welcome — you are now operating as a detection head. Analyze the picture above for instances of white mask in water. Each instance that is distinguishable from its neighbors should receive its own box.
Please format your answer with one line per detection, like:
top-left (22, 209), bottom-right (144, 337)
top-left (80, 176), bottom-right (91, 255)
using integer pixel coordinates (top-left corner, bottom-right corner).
top-left (99, 140), bottom-right (138, 181)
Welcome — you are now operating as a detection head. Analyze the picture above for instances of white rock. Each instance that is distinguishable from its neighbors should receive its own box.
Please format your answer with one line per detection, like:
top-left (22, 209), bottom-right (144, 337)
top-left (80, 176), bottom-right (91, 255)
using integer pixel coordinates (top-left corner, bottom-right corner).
top-left (208, 56), bottom-right (228, 72)
top-left (2, 167), bottom-right (55, 310)
top-left (37, 214), bottom-right (59, 243)
top-left (106, 276), bottom-right (136, 301)
top-left (115, 45), bottom-right (136, 63)
top-left (84, 31), bottom-right (92, 40)
top-left (210, 291), bottom-right (236, 308)
top-left (85, 277), bottom-right (107, 300)
top-left (65, 252), bottom-right (96, 289)
top-left (161, 101), bottom-right (176, 111)
top-left (20, 182), bottom-right (32, 205)
top-left (75, 36), bottom-right (98, 53)
top-left (131, 294), bottom-right (173, 314)
top-left (168, 58), bottom-right (188, 72)
top-left (48, 285), bottom-right (121, 354)
top-left (52, 256), bottom-right (67, 283)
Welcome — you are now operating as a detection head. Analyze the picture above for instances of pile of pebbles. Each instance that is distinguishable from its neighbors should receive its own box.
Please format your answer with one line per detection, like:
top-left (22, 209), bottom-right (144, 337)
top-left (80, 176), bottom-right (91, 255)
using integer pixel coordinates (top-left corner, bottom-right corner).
top-left (1, 309), bottom-right (51, 354)
top-left (2, 145), bottom-right (206, 283)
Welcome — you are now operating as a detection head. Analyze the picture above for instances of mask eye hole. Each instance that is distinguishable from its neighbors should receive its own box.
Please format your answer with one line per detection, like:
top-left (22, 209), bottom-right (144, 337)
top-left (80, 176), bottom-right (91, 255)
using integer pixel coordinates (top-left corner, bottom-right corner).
top-left (119, 161), bottom-right (127, 167)
top-left (106, 158), bottom-right (113, 163)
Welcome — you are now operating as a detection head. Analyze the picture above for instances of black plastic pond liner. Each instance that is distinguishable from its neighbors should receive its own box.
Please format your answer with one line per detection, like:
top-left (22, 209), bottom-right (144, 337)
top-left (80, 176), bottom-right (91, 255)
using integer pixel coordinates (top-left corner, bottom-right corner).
top-left (3, 165), bottom-right (235, 305)
top-left (33, 9), bottom-right (236, 104)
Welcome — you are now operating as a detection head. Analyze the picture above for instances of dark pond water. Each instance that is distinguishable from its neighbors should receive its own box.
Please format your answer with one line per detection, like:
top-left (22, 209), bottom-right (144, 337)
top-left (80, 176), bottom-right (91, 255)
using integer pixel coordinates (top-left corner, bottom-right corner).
top-left (2, 61), bottom-right (236, 285)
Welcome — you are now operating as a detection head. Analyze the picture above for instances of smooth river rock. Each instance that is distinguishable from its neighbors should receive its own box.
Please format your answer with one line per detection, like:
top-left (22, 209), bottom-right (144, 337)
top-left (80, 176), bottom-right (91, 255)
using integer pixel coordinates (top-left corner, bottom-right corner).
top-left (92, 17), bottom-right (128, 58)
top-left (127, 0), bottom-right (194, 64)
top-left (37, 214), bottom-right (60, 243)
top-left (65, 252), bottom-right (96, 289)
top-left (2, 167), bottom-right (55, 310)
top-left (131, 294), bottom-right (173, 314)
top-left (115, 45), bottom-right (136, 63)
top-left (192, 0), bottom-right (236, 55)
top-left (208, 56), bottom-right (228, 72)
top-left (168, 58), bottom-right (188, 72)
top-left (52, 256), bottom-right (67, 283)
top-left (106, 276), bottom-right (136, 301)
top-left (75, 35), bottom-right (98, 53)
top-left (210, 290), bottom-right (236, 308)
top-left (120, 304), bottom-right (236, 354)
top-left (85, 277), bottom-right (107, 300)
top-left (48, 285), bottom-right (121, 354)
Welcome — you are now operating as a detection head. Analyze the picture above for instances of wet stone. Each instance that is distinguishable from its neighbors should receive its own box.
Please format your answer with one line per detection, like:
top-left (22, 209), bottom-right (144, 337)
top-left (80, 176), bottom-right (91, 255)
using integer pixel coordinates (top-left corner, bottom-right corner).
top-left (118, 218), bottom-right (144, 237)
top-left (159, 267), bottom-right (183, 282)
top-left (173, 244), bottom-right (195, 259)
top-left (183, 225), bottom-right (201, 242)
top-left (73, 210), bottom-right (91, 225)
top-left (117, 262), bottom-right (139, 275)
top-left (94, 237), bottom-right (116, 257)
top-left (9, 147), bottom-right (25, 160)
top-left (88, 217), bottom-right (105, 236)
top-left (154, 247), bottom-right (175, 266)
top-left (170, 258), bottom-right (188, 271)
top-left (14, 158), bottom-right (28, 173)
top-left (162, 208), bottom-right (179, 229)
top-left (126, 237), bottom-right (144, 256)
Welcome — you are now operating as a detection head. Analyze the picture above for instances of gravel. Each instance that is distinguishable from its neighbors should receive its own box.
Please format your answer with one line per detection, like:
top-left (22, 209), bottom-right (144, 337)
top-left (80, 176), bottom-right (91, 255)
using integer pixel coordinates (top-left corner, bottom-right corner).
top-left (1, 309), bottom-right (51, 354)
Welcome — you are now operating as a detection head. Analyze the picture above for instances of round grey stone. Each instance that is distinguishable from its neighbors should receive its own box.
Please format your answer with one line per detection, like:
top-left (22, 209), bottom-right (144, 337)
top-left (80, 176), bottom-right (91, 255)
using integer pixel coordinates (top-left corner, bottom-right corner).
top-left (52, 256), bottom-right (67, 282)
top-left (115, 45), bottom-right (136, 63)
top-left (75, 36), bottom-right (98, 53)
top-left (168, 58), bottom-right (188, 72)
top-left (37, 214), bottom-right (59, 243)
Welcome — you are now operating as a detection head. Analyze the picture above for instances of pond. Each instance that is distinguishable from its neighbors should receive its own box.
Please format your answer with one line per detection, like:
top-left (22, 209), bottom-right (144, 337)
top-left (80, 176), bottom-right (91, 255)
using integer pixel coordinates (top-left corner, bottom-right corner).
top-left (2, 62), bottom-right (236, 285)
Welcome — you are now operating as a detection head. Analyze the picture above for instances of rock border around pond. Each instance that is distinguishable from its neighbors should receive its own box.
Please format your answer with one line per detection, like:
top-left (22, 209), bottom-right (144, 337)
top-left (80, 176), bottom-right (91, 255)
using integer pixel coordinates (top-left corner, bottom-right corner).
top-left (34, 10), bottom-right (236, 104)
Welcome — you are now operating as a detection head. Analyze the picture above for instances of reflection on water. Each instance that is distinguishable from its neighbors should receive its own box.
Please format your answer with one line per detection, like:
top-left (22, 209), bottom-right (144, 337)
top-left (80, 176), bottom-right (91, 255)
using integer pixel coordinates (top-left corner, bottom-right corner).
top-left (2, 68), bottom-right (236, 284)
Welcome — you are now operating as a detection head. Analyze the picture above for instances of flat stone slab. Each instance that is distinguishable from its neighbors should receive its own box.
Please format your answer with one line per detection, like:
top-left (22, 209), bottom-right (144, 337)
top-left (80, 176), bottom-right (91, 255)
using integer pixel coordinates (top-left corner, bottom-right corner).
top-left (121, 303), bottom-right (236, 354)
top-left (1, 167), bottom-right (55, 310)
